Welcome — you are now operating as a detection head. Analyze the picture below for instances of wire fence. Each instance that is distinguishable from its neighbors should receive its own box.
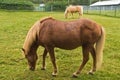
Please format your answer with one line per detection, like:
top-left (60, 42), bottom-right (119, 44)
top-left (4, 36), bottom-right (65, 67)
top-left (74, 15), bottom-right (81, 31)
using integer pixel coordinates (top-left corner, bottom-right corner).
top-left (34, 5), bottom-right (120, 17)
top-left (83, 5), bottom-right (120, 17)
top-left (35, 5), bottom-right (54, 12)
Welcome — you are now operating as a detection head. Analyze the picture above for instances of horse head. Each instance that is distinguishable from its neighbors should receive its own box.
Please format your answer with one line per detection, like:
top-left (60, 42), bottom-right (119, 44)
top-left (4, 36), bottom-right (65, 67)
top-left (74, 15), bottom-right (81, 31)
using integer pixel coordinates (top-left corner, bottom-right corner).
top-left (22, 47), bottom-right (38, 71)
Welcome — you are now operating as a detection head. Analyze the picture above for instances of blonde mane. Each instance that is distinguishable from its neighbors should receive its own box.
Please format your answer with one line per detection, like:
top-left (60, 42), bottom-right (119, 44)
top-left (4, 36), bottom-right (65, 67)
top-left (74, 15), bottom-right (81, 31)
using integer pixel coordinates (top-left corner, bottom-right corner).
top-left (23, 20), bottom-right (40, 55)
top-left (23, 17), bottom-right (54, 55)
top-left (40, 16), bottom-right (54, 23)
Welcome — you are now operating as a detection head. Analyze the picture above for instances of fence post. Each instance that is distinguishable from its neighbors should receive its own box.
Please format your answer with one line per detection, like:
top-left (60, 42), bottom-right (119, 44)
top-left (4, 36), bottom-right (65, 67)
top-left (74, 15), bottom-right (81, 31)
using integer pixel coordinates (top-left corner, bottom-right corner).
top-left (99, 6), bottom-right (101, 15)
top-left (51, 5), bottom-right (53, 12)
top-left (87, 6), bottom-right (89, 14)
top-left (114, 6), bottom-right (117, 17)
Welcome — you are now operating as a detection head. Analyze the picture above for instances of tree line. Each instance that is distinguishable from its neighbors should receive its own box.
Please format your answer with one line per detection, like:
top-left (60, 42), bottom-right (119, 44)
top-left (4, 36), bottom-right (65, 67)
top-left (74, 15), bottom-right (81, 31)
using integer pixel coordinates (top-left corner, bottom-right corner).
top-left (0, 0), bottom-right (106, 10)
top-left (30, 0), bottom-right (105, 5)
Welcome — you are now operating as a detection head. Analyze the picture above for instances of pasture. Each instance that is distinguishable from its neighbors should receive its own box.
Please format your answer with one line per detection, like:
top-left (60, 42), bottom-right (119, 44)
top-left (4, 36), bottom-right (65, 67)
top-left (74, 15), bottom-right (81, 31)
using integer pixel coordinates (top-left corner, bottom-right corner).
top-left (0, 11), bottom-right (120, 80)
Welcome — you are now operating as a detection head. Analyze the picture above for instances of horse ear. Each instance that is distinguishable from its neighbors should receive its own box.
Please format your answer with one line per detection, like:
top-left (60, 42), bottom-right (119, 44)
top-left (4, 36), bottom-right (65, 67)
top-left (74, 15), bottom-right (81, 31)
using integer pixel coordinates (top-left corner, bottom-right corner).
top-left (21, 48), bottom-right (25, 53)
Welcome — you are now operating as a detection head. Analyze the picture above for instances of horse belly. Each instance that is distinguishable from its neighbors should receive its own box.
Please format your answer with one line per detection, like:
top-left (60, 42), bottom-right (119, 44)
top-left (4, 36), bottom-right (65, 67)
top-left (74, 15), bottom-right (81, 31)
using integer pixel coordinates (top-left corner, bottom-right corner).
top-left (55, 42), bottom-right (81, 50)
top-left (53, 36), bottom-right (81, 50)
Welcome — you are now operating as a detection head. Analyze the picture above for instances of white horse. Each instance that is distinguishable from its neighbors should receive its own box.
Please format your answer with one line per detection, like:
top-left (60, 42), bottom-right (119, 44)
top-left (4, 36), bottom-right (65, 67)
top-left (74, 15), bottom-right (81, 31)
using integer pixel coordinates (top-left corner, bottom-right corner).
top-left (64, 5), bottom-right (83, 18)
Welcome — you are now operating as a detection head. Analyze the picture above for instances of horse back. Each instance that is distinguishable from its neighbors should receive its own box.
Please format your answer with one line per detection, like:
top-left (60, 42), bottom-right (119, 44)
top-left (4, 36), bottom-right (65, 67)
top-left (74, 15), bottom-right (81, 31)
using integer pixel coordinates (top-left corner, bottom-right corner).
top-left (39, 18), bottom-right (82, 49)
top-left (39, 18), bottom-right (102, 49)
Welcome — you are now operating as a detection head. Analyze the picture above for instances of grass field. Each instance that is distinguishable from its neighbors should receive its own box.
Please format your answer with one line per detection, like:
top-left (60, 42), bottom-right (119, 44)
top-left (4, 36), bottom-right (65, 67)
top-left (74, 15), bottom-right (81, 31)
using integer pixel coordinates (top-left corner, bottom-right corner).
top-left (0, 11), bottom-right (120, 80)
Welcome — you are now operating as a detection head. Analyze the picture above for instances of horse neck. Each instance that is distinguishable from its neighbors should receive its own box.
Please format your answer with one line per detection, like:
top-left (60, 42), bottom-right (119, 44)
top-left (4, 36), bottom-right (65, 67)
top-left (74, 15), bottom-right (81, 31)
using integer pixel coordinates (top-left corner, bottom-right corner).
top-left (29, 42), bottom-right (39, 54)
top-left (23, 21), bottom-right (40, 55)
top-left (64, 9), bottom-right (68, 18)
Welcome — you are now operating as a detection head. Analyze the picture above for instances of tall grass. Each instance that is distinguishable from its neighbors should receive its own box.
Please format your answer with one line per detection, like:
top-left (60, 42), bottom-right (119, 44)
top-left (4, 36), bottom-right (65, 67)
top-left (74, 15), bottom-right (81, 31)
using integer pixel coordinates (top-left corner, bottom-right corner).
top-left (0, 11), bottom-right (120, 80)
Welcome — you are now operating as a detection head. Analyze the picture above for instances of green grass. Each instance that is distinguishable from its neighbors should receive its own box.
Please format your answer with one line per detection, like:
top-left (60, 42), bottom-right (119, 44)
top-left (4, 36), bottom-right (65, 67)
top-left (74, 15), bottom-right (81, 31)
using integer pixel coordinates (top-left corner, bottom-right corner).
top-left (0, 10), bottom-right (120, 80)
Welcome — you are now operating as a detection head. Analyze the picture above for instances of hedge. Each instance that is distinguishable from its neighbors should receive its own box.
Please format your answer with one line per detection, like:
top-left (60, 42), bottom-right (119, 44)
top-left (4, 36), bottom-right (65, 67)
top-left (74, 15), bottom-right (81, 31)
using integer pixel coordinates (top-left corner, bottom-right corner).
top-left (45, 1), bottom-right (68, 11)
top-left (0, 0), bottom-right (34, 10)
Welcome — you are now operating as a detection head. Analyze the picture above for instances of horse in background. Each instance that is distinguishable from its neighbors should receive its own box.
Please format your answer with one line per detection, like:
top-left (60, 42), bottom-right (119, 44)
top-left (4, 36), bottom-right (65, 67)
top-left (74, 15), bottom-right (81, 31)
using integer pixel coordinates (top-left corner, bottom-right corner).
top-left (22, 17), bottom-right (105, 77)
top-left (64, 5), bottom-right (83, 18)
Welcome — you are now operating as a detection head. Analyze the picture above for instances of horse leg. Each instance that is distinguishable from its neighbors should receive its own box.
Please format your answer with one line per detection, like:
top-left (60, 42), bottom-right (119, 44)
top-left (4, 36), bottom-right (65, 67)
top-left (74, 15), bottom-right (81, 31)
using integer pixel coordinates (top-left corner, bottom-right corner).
top-left (78, 12), bottom-right (82, 18)
top-left (73, 45), bottom-right (89, 78)
top-left (88, 46), bottom-right (96, 75)
top-left (71, 12), bottom-right (74, 18)
top-left (47, 47), bottom-right (57, 76)
top-left (78, 12), bottom-right (80, 17)
top-left (71, 13), bottom-right (73, 16)
top-left (41, 48), bottom-right (48, 70)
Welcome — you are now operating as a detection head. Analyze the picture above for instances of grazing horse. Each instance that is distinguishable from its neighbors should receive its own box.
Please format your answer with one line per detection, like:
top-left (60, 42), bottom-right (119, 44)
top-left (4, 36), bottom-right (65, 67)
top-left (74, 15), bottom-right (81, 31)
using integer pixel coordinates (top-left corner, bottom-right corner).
top-left (22, 17), bottom-right (105, 77)
top-left (64, 5), bottom-right (83, 19)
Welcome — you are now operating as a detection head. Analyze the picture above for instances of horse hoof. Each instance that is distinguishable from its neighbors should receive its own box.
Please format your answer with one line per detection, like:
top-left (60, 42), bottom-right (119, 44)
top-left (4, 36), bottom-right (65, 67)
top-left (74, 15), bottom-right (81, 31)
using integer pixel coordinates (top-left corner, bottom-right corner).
top-left (72, 75), bottom-right (78, 78)
top-left (41, 67), bottom-right (46, 70)
top-left (30, 69), bottom-right (34, 71)
top-left (52, 72), bottom-right (57, 77)
top-left (29, 67), bottom-right (35, 71)
top-left (72, 73), bottom-right (78, 78)
top-left (88, 71), bottom-right (94, 75)
top-left (52, 74), bottom-right (57, 77)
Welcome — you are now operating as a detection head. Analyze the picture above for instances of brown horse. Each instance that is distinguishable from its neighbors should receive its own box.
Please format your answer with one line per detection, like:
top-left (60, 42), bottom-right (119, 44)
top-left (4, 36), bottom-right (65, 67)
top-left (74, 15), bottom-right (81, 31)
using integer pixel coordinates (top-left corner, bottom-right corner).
top-left (22, 17), bottom-right (105, 77)
top-left (64, 5), bottom-right (83, 19)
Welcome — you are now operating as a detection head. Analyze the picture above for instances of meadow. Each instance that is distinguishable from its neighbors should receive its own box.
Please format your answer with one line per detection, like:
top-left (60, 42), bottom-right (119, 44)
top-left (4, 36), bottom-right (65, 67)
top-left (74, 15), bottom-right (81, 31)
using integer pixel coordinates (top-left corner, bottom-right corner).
top-left (0, 11), bottom-right (120, 80)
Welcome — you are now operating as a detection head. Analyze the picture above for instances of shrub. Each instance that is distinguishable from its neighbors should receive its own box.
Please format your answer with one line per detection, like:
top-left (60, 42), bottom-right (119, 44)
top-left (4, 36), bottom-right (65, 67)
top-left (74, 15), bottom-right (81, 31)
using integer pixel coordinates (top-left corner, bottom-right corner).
top-left (0, 0), bottom-right (34, 10)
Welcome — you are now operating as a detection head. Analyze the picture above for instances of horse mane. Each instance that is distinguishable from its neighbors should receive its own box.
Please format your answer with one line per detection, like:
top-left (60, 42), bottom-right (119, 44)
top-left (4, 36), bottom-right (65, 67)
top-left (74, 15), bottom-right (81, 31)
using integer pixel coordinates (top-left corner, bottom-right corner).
top-left (23, 20), bottom-right (40, 55)
top-left (23, 17), bottom-right (55, 55)
top-left (40, 17), bottom-right (54, 23)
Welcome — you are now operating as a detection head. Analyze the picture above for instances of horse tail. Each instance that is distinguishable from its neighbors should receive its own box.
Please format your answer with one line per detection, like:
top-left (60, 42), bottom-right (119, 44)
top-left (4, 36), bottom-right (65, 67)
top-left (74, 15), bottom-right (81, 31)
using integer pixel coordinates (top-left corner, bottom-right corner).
top-left (96, 27), bottom-right (105, 69)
